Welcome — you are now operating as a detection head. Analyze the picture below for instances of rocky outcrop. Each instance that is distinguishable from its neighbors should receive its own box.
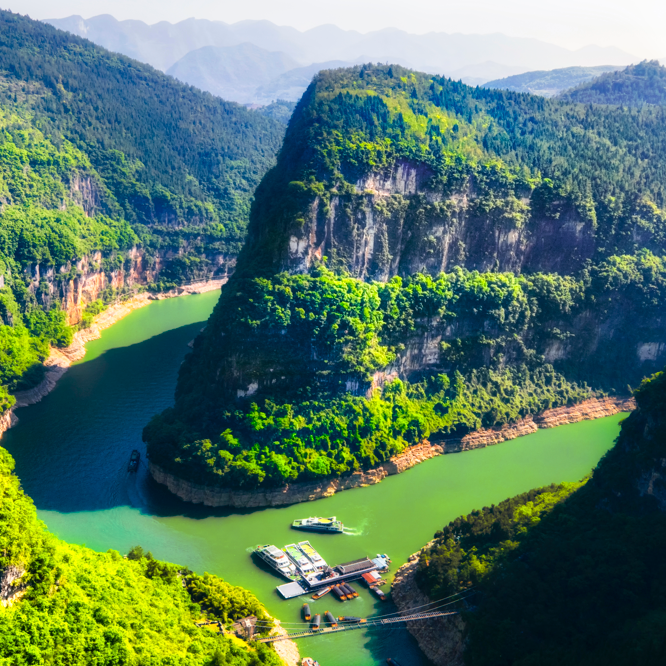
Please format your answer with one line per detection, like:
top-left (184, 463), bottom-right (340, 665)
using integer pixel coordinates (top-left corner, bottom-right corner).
top-left (0, 278), bottom-right (226, 437)
top-left (0, 565), bottom-right (26, 608)
top-left (443, 396), bottom-right (636, 452)
top-left (27, 248), bottom-right (234, 326)
top-left (392, 549), bottom-right (466, 666)
top-left (150, 396), bottom-right (634, 507)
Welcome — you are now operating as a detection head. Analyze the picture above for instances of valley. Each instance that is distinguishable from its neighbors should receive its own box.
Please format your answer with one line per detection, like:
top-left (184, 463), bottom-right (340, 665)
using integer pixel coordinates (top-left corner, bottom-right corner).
top-left (1, 292), bottom-right (627, 666)
top-left (0, 7), bottom-right (664, 665)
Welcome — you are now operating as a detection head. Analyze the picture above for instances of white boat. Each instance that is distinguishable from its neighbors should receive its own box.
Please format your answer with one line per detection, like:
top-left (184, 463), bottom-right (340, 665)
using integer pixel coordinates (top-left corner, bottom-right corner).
top-left (297, 540), bottom-right (328, 570)
top-left (292, 516), bottom-right (343, 533)
top-left (284, 543), bottom-right (315, 574)
top-left (253, 544), bottom-right (299, 579)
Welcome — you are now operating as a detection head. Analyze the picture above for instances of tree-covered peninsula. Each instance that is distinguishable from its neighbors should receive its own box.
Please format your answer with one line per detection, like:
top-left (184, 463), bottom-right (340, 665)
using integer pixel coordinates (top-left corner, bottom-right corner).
top-left (413, 367), bottom-right (666, 666)
top-left (145, 64), bottom-right (666, 495)
top-left (0, 10), bottom-right (284, 412)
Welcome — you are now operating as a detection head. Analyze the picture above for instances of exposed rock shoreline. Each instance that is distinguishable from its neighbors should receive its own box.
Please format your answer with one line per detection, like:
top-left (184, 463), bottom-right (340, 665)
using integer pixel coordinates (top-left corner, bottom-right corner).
top-left (391, 548), bottom-right (466, 666)
top-left (150, 395), bottom-right (635, 508)
top-left (0, 279), bottom-right (226, 439)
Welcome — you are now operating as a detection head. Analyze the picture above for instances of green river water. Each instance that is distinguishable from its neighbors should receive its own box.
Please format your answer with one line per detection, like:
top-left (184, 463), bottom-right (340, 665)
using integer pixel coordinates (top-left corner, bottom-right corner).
top-left (2, 291), bottom-right (627, 666)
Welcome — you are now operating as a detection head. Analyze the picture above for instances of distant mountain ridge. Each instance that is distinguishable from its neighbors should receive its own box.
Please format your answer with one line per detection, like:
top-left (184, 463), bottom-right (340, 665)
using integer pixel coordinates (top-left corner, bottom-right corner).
top-left (46, 14), bottom-right (635, 89)
top-left (484, 65), bottom-right (622, 97)
top-left (559, 59), bottom-right (666, 105)
top-left (166, 42), bottom-right (300, 103)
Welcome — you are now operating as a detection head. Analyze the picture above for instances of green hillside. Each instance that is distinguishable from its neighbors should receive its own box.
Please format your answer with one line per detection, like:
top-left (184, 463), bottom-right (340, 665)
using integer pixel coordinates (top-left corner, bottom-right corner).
top-left (416, 368), bottom-right (666, 666)
top-left (144, 64), bottom-right (666, 494)
top-left (0, 10), bottom-right (284, 412)
top-left (483, 65), bottom-right (620, 97)
top-left (0, 445), bottom-right (282, 665)
top-left (559, 60), bottom-right (666, 105)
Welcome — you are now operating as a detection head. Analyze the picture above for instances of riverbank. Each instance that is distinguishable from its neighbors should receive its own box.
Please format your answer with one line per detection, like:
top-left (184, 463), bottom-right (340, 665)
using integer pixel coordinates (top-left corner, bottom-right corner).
top-left (149, 395), bottom-right (635, 508)
top-left (0, 279), bottom-right (226, 438)
top-left (391, 548), bottom-right (466, 666)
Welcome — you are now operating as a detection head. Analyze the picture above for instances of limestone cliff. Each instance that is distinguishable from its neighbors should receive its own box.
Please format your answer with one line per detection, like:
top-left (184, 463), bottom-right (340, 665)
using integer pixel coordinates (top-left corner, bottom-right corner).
top-left (284, 159), bottom-right (595, 279)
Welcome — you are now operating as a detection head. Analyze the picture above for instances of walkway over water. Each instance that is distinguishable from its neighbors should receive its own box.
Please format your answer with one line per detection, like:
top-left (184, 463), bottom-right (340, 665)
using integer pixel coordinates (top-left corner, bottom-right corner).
top-left (260, 610), bottom-right (459, 643)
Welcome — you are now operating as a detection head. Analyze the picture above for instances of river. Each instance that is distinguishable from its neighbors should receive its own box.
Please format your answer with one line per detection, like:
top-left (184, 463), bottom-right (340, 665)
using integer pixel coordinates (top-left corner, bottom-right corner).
top-left (1, 291), bottom-right (627, 666)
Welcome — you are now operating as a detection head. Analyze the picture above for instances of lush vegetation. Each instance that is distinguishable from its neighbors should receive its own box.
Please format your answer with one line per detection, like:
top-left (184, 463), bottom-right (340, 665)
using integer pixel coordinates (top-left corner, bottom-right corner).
top-left (0, 10), bottom-right (285, 412)
top-left (0, 446), bottom-right (281, 666)
top-left (560, 60), bottom-right (666, 106)
top-left (416, 368), bottom-right (666, 666)
top-left (146, 258), bottom-right (666, 489)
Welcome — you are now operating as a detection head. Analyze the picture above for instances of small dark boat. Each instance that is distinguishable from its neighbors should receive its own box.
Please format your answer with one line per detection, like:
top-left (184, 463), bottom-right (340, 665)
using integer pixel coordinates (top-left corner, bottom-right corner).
top-left (311, 614), bottom-right (321, 631)
top-left (325, 610), bottom-right (338, 627)
top-left (302, 603), bottom-right (311, 621)
top-left (339, 616), bottom-right (366, 624)
top-left (128, 450), bottom-right (140, 472)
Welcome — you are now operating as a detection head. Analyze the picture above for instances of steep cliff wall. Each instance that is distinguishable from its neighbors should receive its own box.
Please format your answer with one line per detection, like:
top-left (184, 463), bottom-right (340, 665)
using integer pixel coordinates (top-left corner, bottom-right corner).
top-left (284, 160), bottom-right (597, 279)
top-left (24, 248), bottom-right (234, 327)
top-left (392, 551), bottom-right (466, 666)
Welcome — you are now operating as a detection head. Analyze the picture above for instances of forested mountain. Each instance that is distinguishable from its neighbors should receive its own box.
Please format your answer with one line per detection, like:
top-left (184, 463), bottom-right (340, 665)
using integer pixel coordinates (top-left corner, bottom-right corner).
top-left (167, 43), bottom-right (300, 103)
top-left (144, 64), bottom-right (666, 496)
top-left (0, 445), bottom-right (282, 664)
top-left (560, 60), bottom-right (666, 105)
top-left (484, 64), bottom-right (621, 97)
top-left (0, 10), bottom-right (283, 412)
top-left (46, 14), bottom-right (634, 87)
top-left (415, 368), bottom-right (666, 665)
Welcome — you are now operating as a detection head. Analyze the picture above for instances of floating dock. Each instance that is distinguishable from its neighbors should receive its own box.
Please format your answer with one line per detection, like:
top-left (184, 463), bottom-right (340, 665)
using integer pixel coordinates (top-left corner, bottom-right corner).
top-left (276, 555), bottom-right (388, 599)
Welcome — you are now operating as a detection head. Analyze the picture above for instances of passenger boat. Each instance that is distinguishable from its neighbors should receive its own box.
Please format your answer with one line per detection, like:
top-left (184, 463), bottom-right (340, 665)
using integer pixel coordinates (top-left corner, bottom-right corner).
top-left (253, 545), bottom-right (299, 580)
top-left (292, 516), bottom-right (344, 533)
top-left (284, 543), bottom-right (315, 574)
top-left (297, 541), bottom-right (327, 569)
top-left (128, 450), bottom-right (140, 472)
top-left (311, 586), bottom-right (331, 600)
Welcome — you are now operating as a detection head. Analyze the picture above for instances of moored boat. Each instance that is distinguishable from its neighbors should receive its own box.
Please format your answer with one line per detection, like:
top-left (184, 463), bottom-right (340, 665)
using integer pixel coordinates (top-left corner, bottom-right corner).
top-left (284, 543), bottom-right (315, 574)
top-left (253, 544), bottom-right (299, 580)
top-left (311, 586), bottom-right (331, 600)
top-left (292, 516), bottom-right (344, 533)
top-left (297, 540), bottom-right (327, 569)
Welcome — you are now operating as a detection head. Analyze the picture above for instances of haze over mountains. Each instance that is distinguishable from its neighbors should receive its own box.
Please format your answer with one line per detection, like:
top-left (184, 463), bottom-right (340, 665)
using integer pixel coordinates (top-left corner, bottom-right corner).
top-left (46, 14), bottom-right (636, 104)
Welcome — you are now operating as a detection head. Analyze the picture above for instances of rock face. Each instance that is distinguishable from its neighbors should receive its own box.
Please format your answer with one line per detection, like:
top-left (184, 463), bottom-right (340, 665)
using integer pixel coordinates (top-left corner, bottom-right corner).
top-left (149, 397), bottom-right (634, 508)
top-left (0, 565), bottom-right (26, 608)
top-left (283, 160), bottom-right (596, 280)
top-left (392, 550), bottom-right (466, 666)
top-left (25, 247), bottom-right (234, 327)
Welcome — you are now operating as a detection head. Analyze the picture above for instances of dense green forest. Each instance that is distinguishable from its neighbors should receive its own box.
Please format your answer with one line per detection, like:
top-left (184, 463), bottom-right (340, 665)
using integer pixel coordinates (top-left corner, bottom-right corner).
top-left (146, 63), bottom-right (666, 491)
top-left (145, 253), bottom-right (666, 489)
top-left (0, 445), bottom-right (282, 665)
top-left (0, 10), bottom-right (284, 413)
top-left (560, 60), bottom-right (666, 106)
top-left (416, 368), bottom-right (666, 666)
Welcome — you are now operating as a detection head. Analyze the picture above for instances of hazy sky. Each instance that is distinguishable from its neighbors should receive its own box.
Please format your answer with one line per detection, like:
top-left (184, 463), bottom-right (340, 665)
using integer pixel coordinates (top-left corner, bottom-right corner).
top-left (5, 0), bottom-right (665, 57)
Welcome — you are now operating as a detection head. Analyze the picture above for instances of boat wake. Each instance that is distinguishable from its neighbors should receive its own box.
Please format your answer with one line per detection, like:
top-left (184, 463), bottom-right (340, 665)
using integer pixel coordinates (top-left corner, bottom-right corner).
top-left (342, 526), bottom-right (364, 536)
